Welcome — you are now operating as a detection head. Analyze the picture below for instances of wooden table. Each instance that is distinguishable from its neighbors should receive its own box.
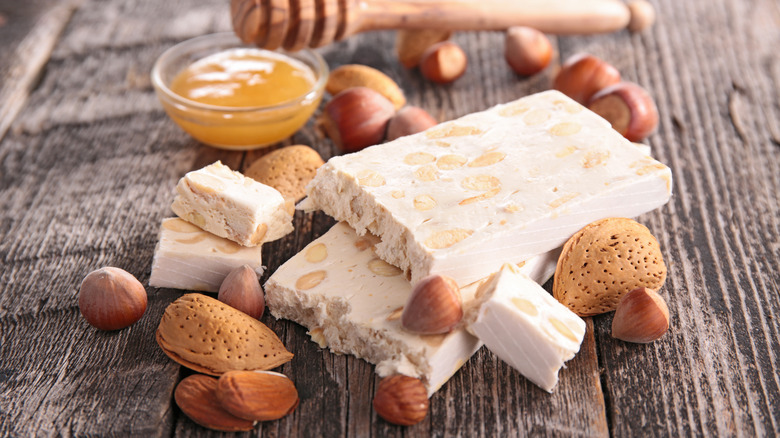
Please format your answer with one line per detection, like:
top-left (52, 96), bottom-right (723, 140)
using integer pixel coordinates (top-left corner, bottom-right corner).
top-left (1, 0), bottom-right (778, 436)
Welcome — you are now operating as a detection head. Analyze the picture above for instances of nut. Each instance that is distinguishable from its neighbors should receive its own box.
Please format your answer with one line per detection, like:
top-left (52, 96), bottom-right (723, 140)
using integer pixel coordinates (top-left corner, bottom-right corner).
top-left (402, 274), bottom-right (463, 334)
top-left (319, 87), bottom-right (395, 152)
top-left (587, 82), bottom-right (659, 142)
top-left (216, 370), bottom-right (299, 421)
top-left (386, 106), bottom-right (438, 141)
top-left (326, 64), bottom-right (406, 110)
top-left (372, 375), bottom-right (429, 426)
top-left (175, 374), bottom-right (256, 432)
top-left (218, 265), bottom-right (265, 319)
top-left (611, 287), bottom-right (670, 343)
top-left (627, 0), bottom-right (656, 33)
top-left (553, 54), bottom-right (621, 104)
top-left (419, 41), bottom-right (468, 84)
top-left (504, 26), bottom-right (553, 76)
top-left (78, 267), bottom-right (147, 330)
top-left (396, 29), bottom-right (452, 68)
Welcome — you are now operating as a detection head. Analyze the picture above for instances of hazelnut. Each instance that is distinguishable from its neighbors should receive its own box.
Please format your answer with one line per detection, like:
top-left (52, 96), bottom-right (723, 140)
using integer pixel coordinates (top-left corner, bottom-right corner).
top-left (218, 265), bottom-right (265, 319)
top-left (373, 375), bottom-right (429, 426)
top-left (553, 54), bottom-right (621, 104)
top-left (320, 87), bottom-right (395, 152)
top-left (587, 82), bottom-right (659, 142)
top-left (611, 287), bottom-right (670, 343)
top-left (386, 106), bottom-right (438, 141)
top-left (504, 26), bottom-right (553, 76)
top-left (627, 0), bottom-right (656, 33)
top-left (402, 274), bottom-right (462, 334)
top-left (395, 29), bottom-right (452, 69)
top-left (419, 41), bottom-right (467, 84)
top-left (78, 267), bottom-right (147, 330)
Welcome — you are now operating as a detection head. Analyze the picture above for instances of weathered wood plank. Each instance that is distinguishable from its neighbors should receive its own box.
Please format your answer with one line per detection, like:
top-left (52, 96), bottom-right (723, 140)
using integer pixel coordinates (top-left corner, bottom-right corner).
top-left (553, 0), bottom-right (780, 436)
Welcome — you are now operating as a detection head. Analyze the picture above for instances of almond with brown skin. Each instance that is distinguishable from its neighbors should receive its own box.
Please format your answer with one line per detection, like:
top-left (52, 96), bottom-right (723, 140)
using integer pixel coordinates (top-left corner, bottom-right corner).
top-left (373, 375), bottom-right (429, 426)
top-left (402, 274), bottom-right (463, 334)
top-left (175, 374), bottom-right (255, 432)
top-left (326, 64), bottom-right (406, 110)
top-left (218, 265), bottom-right (265, 319)
top-left (216, 370), bottom-right (299, 421)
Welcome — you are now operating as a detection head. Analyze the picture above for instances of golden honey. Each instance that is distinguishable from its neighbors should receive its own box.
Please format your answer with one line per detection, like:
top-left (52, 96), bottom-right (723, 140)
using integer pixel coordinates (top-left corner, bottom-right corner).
top-left (160, 47), bottom-right (323, 149)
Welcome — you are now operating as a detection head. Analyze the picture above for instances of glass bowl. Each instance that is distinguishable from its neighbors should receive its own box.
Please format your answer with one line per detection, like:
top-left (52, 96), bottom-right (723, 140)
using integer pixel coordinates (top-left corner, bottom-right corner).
top-left (151, 32), bottom-right (328, 150)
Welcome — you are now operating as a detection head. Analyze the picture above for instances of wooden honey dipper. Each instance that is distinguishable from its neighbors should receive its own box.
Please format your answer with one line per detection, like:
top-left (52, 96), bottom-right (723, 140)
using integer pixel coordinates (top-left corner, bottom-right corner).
top-left (231, 0), bottom-right (633, 51)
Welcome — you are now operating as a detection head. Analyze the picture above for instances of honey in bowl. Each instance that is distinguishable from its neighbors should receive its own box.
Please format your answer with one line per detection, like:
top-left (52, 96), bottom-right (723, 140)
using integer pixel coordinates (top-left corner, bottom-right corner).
top-left (152, 34), bottom-right (327, 150)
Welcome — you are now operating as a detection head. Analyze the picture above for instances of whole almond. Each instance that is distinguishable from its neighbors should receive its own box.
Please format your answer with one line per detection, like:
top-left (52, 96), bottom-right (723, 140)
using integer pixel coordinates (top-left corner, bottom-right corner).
top-left (373, 375), bottom-right (429, 426)
top-left (395, 29), bottom-right (452, 68)
top-left (156, 294), bottom-right (293, 375)
top-left (612, 287), bottom-right (670, 343)
top-left (216, 370), bottom-right (299, 421)
top-left (402, 274), bottom-right (463, 334)
top-left (553, 218), bottom-right (667, 316)
top-left (175, 374), bottom-right (255, 432)
top-left (326, 64), bottom-right (406, 109)
top-left (218, 265), bottom-right (265, 319)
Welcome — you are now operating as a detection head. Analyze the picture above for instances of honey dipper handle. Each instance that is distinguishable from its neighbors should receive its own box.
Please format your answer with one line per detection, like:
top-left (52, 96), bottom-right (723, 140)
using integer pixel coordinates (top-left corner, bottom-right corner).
top-left (349, 0), bottom-right (631, 36)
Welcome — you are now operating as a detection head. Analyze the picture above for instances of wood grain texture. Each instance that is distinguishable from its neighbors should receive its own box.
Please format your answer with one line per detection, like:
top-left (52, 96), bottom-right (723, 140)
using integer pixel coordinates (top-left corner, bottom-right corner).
top-left (0, 0), bottom-right (778, 436)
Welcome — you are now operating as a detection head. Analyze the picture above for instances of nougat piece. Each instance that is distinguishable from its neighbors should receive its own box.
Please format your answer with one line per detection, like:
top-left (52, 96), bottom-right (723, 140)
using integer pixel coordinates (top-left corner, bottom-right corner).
top-left (264, 222), bottom-right (560, 396)
top-left (149, 218), bottom-right (263, 292)
top-left (301, 90), bottom-right (672, 286)
top-left (172, 161), bottom-right (293, 247)
top-left (466, 264), bottom-right (586, 392)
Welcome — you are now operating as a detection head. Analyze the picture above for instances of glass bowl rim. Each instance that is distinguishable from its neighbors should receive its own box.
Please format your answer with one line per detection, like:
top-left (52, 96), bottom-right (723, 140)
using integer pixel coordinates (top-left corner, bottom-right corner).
top-left (151, 32), bottom-right (328, 113)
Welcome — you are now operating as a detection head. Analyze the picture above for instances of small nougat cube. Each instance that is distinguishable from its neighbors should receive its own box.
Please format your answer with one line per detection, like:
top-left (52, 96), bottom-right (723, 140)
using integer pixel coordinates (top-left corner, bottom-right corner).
top-left (149, 218), bottom-right (263, 292)
top-left (466, 263), bottom-right (586, 392)
top-left (172, 161), bottom-right (293, 247)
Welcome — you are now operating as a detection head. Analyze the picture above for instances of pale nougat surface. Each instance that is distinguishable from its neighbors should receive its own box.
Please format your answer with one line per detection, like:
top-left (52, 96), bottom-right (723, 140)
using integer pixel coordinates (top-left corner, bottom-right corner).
top-left (172, 161), bottom-right (293, 247)
top-left (466, 263), bottom-right (586, 392)
top-left (149, 218), bottom-right (263, 292)
top-left (265, 222), bottom-right (560, 396)
top-left (301, 90), bottom-right (672, 286)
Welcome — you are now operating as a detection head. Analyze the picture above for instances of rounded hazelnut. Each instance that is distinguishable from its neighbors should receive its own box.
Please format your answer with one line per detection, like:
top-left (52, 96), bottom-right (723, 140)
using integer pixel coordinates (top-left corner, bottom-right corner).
top-left (395, 29), bottom-right (452, 69)
top-left (553, 54), bottom-right (621, 104)
top-left (419, 41), bottom-right (468, 84)
top-left (218, 265), bottom-right (265, 319)
top-left (386, 106), bottom-right (438, 141)
top-left (627, 0), bottom-right (656, 33)
top-left (587, 82), bottom-right (659, 142)
top-left (320, 87), bottom-right (395, 152)
top-left (612, 287), bottom-right (669, 343)
top-left (78, 267), bottom-right (147, 330)
top-left (373, 375), bottom-right (429, 426)
top-left (504, 26), bottom-right (553, 76)
top-left (402, 274), bottom-right (462, 335)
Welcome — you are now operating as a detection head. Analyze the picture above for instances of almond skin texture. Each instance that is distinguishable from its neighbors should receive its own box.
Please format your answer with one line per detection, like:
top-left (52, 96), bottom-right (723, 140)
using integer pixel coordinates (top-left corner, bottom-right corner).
top-left (612, 287), bottom-right (670, 343)
top-left (505, 26), bottom-right (553, 76)
top-left (588, 82), bottom-right (659, 142)
top-left (553, 54), bottom-right (621, 104)
top-left (402, 274), bottom-right (463, 334)
top-left (78, 267), bottom-right (147, 330)
top-left (175, 374), bottom-right (255, 432)
top-left (218, 265), bottom-right (265, 319)
top-left (553, 218), bottom-right (667, 316)
top-left (373, 375), bottom-right (429, 426)
top-left (396, 29), bottom-right (452, 68)
top-left (419, 41), bottom-right (467, 84)
top-left (320, 87), bottom-right (395, 153)
top-left (216, 370), bottom-right (299, 421)
top-left (326, 64), bottom-right (406, 110)
top-left (386, 106), bottom-right (438, 141)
